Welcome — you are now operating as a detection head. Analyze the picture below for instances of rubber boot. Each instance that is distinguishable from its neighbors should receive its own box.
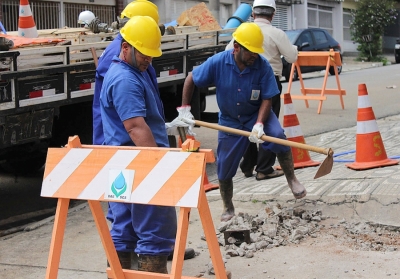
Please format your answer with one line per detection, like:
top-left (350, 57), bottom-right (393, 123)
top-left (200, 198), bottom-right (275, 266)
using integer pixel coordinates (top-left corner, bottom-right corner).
top-left (219, 179), bottom-right (235, 222)
top-left (277, 151), bottom-right (307, 199)
top-left (167, 247), bottom-right (196, 261)
top-left (107, 251), bottom-right (138, 278)
top-left (138, 255), bottom-right (168, 274)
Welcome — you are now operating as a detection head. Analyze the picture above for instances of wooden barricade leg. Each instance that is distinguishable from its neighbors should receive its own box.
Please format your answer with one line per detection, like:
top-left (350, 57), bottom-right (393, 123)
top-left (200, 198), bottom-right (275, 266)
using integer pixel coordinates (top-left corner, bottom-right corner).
top-left (198, 190), bottom-right (228, 279)
top-left (334, 64), bottom-right (345, 110)
top-left (296, 63), bottom-right (309, 108)
top-left (88, 200), bottom-right (125, 279)
top-left (170, 207), bottom-right (191, 279)
top-left (317, 58), bottom-right (331, 114)
top-left (45, 198), bottom-right (70, 279)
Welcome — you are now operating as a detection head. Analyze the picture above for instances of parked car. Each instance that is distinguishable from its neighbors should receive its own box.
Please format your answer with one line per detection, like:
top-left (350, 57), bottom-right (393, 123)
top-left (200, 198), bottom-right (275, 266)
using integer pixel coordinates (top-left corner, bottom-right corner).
top-left (395, 38), bottom-right (400, 64)
top-left (282, 28), bottom-right (342, 82)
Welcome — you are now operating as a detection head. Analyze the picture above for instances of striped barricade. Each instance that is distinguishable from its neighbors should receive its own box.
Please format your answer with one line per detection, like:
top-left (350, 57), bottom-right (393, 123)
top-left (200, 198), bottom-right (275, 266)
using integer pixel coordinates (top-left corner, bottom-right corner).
top-left (42, 135), bottom-right (227, 279)
top-left (283, 49), bottom-right (346, 114)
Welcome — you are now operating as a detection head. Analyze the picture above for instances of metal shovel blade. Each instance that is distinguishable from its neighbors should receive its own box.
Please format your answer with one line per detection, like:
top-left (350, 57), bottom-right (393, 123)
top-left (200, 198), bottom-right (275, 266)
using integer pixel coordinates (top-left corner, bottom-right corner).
top-left (314, 149), bottom-right (334, 179)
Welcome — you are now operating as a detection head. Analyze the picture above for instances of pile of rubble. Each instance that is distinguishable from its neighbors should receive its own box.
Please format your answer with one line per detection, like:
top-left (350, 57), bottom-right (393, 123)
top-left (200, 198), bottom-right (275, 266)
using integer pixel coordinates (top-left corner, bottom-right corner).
top-left (207, 203), bottom-right (400, 259)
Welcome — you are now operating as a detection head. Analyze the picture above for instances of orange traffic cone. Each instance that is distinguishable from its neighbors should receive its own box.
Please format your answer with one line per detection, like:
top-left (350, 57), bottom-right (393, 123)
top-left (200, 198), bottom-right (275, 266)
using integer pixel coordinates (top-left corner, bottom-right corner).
top-left (346, 84), bottom-right (399, 170)
top-left (178, 135), bottom-right (219, 192)
top-left (18, 0), bottom-right (38, 38)
top-left (278, 93), bottom-right (320, 169)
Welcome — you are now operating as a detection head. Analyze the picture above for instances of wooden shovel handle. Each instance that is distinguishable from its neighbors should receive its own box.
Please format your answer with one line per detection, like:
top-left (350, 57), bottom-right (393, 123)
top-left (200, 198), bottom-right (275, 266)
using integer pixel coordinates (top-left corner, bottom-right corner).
top-left (194, 120), bottom-right (333, 156)
top-left (90, 47), bottom-right (99, 67)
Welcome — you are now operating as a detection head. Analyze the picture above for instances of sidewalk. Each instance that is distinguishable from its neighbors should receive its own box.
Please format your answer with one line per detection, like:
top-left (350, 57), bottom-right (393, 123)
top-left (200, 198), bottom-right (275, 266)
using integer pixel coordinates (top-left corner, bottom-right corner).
top-left (342, 53), bottom-right (395, 72)
top-left (207, 114), bottom-right (400, 226)
top-left (0, 57), bottom-right (399, 279)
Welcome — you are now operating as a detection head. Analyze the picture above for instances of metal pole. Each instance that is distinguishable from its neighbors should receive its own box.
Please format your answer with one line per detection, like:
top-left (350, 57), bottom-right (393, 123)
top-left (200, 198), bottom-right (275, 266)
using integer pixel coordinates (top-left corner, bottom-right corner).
top-left (208, 0), bottom-right (220, 23)
top-left (59, 1), bottom-right (64, 28)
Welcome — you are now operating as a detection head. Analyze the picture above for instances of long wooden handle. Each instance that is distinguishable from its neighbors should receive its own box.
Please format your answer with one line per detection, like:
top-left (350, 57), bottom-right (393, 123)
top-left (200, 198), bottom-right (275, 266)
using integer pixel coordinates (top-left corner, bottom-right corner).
top-left (194, 120), bottom-right (333, 156)
top-left (90, 47), bottom-right (99, 67)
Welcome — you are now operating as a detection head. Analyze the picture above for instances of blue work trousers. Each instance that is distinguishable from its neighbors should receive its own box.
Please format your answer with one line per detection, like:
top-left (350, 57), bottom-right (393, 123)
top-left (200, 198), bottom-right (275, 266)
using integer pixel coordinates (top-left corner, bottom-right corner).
top-left (107, 202), bottom-right (177, 255)
top-left (217, 111), bottom-right (290, 180)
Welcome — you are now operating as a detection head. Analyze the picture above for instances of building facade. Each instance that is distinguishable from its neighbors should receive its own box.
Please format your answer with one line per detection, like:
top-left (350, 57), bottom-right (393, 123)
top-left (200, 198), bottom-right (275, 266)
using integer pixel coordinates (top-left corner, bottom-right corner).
top-left (1, 0), bottom-right (399, 54)
top-left (1, 0), bottom-right (117, 32)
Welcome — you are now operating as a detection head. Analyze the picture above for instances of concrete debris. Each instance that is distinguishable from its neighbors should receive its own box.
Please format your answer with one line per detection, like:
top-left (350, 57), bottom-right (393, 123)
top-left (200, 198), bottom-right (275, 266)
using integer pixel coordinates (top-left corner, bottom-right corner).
top-left (205, 202), bottom-right (400, 258)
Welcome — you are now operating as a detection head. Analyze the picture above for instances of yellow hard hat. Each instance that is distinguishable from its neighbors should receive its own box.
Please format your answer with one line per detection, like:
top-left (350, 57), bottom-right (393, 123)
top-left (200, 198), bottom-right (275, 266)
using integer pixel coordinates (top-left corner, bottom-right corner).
top-left (121, 0), bottom-right (159, 24)
top-left (120, 16), bottom-right (162, 57)
top-left (233, 23), bottom-right (264, 54)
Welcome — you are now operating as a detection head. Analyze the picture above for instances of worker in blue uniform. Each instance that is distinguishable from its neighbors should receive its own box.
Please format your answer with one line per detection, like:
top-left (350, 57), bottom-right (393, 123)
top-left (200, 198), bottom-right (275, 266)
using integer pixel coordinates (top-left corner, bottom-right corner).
top-left (93, 1), bottom-right (194, 271)
top-left (175, 23), bottom-right (307, 222)
top-left (93, 0), bottom-right (160, 145)
top-left (100, 15), bottom-right (175, 274)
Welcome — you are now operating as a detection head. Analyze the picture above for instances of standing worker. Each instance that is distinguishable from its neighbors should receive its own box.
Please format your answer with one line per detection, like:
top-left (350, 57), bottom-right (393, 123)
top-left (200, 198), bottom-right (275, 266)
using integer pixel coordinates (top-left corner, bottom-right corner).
top-left (95, 1), bottom-right (194, 272)
top-left (226, 0), bottom-right (298, 181)
top-left (93, 0), bottom-right (160, 146)
top-left (176, 23), bottom-right (306, 222)
top-left (100, 15), bottom-right (174, 274)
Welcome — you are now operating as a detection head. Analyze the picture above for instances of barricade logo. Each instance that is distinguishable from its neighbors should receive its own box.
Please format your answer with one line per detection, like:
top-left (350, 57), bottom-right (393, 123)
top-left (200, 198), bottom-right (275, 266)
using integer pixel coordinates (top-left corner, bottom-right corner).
top-left (106, 169), bottom-right (134, 201)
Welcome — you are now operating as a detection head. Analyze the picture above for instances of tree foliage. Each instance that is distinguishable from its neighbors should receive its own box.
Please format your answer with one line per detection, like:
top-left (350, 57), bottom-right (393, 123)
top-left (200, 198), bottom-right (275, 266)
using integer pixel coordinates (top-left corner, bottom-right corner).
top-left (351, 0), bottom-right (398, 61)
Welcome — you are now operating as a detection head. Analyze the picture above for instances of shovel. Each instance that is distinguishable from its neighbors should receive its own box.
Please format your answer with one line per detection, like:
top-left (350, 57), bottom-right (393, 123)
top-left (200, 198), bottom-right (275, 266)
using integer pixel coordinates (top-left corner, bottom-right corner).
top-left (191, 120), bottom-right (334, 179)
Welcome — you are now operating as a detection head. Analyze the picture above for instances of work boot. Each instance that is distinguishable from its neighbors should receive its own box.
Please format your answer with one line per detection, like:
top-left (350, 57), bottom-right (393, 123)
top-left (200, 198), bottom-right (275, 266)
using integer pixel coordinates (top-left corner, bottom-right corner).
top-left (219, 179), bottom-right (235, 222)
top-left (277, 151), bottom-right (307, 199)
top-left (107, 251), bottom-right (138, 278)
top-left (138, 255), bottom-right (168, 274)
top-left (167, 248), bottom-right (196, 261)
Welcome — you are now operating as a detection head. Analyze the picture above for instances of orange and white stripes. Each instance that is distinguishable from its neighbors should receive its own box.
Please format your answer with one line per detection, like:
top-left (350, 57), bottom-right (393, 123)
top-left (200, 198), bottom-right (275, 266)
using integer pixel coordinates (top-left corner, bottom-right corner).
top-left (283, 93), bottom-right (304, 141)
top-left (18, 0), bottom-right (38, 38)
top-left (281, 93), bottom-right (320, 169)
top-left (41, 148), bottom-right (205, 208)
top-left (355, 85), bottom-right (379, 134)
top-left (346, 84), bottom-right (398, 170)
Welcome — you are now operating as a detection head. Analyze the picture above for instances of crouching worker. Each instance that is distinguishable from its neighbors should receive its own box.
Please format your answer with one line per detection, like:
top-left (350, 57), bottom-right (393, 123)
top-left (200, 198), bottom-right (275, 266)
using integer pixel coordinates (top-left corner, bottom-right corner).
top-left (100, 15), bottom-right (176, 274)
top-left (174, 23), bottom-right (307, 222)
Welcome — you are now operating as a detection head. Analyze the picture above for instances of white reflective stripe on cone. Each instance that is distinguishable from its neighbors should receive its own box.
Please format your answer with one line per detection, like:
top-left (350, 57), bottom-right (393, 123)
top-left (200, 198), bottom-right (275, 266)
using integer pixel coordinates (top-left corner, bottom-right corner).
top-left (357, 120), bottom-right (379, 134)
top-left (358, 95), bottom-right (372, 109)
top-left (284, 125), bottom-right (303, 139)
top-left (283, 102), bottom-right (296, 115)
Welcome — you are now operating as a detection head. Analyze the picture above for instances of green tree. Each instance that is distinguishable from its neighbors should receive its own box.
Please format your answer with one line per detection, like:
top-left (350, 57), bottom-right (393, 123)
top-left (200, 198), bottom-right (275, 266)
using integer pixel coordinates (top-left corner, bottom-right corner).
top-left (351, 0), bottom-right (398, 61)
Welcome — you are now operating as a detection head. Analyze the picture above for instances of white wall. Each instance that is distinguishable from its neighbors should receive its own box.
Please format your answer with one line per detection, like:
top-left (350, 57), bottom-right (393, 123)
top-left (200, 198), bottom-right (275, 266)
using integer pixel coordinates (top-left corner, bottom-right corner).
top-left (293, 2), bottom-right (307, 29)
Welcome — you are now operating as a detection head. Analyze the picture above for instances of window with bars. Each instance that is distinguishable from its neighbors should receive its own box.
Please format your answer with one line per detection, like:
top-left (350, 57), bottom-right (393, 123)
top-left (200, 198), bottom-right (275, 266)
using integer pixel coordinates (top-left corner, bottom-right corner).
top-left (64, 3), bottom-right (116, 28)
top-left (272, 5), bottom-right (289, 31)
top-left (1, 0), bottom-right (115, 32)
top-left (307, 3), bottom-right (333, 35)
top-left (343, 8), bottom-right (352, 41)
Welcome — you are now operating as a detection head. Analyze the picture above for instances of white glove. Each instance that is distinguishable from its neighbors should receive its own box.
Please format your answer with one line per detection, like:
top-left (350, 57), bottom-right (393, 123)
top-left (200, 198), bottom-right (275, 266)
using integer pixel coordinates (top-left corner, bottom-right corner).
top-left (176, 105), bottom-right (195, 135)
top-left (249, 122), bottom-right (265, 143)
top-left (165, 118), bottom-right (194, 136)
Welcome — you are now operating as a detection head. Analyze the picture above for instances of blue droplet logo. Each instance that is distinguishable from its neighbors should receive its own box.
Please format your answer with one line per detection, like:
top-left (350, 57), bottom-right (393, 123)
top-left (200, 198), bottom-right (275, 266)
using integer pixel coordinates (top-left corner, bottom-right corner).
top-left (111, 172), bottom-right (127, 198)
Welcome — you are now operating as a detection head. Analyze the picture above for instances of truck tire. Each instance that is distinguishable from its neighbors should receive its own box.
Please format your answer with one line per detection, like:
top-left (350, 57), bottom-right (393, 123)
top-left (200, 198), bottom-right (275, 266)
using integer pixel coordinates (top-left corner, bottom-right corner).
top-left (51, 102), bottom-right (93, 147)
top-left (284, 64), bottom-right (298, 82)
top-left (190, 87), bottom-right (201, 120)
top-left (168, 135), bottom-right (177, 148)
top-left (0, 149), bottom-right (47, 174)
top-left (329, 54), bottom-right (343, 76)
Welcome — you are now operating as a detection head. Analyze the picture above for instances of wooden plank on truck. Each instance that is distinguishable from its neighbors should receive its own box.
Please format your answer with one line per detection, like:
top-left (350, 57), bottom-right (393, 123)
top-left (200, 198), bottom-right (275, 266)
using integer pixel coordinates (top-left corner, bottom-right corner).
top-left (177, 2), bottom-right (221, 32)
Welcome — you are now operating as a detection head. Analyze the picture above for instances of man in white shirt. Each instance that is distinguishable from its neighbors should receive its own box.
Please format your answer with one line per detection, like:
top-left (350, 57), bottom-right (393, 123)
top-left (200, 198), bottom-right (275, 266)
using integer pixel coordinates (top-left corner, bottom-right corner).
top-left (226, 0), bottom-right (298, 181)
